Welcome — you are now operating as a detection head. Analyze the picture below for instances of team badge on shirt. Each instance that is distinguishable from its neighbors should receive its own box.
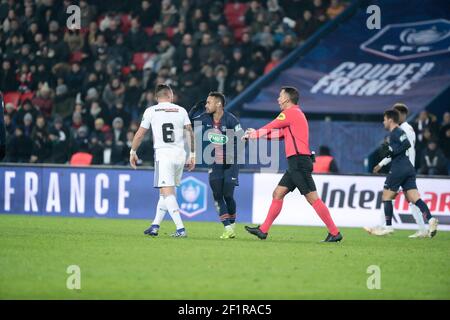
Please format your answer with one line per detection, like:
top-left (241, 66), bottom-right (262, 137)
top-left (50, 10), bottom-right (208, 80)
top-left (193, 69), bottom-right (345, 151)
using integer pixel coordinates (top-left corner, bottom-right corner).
top-left (277, 113), bottom-right (286, 120)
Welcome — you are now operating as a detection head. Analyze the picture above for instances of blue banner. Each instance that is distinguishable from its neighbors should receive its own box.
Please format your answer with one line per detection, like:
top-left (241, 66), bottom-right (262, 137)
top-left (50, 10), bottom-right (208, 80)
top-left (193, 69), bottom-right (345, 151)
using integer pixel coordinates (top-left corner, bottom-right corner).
top-left (244, 0), bottom-right (450, 114)
top-left (0, 166), bottom-right (254, 223)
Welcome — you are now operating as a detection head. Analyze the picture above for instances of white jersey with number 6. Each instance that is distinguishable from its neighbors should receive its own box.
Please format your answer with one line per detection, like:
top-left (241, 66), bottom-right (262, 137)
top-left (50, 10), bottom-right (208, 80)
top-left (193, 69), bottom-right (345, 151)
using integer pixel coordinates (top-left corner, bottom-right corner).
top-left (140, 102), bottom-right (191, 187)
top-left (140, 102), bottom-right (191, 155)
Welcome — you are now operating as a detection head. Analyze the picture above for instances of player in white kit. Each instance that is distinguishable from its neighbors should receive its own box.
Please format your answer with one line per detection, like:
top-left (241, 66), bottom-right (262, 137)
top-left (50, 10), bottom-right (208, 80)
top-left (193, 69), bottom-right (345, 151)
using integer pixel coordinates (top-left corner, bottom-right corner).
top-left (367, 103), bottom-right (431, 238)
top-left (130, 84), bottom-right (195, 237)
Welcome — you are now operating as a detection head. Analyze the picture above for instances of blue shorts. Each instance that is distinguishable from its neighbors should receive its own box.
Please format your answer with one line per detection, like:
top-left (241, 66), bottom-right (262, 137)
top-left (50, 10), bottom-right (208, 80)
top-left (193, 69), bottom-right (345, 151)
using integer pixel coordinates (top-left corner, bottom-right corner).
top-left (384, 167), bottom-right (417, 192)
top-left (209, 164), bottom-right (239, 186)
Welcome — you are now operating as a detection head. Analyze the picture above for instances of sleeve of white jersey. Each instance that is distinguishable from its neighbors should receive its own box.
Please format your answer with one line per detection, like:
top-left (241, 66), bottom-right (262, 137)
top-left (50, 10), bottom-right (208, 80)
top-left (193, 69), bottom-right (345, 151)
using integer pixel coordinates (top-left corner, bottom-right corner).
top-left (406, 126), bottom-right (416, 146)
top-left (182, 108), bottom-right (191, 126)
top-left (140, 108), bottom-right (152, 129)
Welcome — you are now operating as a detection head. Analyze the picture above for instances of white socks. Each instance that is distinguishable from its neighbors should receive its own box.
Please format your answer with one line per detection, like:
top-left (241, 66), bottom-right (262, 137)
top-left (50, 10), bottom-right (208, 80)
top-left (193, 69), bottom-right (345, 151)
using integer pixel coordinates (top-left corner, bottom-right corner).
top-left (152, 196), bottom-right (167, 226)
top-left (164, 194), bottom-right (185, 230)
top-left (410, 203), bottom-right (426, 231)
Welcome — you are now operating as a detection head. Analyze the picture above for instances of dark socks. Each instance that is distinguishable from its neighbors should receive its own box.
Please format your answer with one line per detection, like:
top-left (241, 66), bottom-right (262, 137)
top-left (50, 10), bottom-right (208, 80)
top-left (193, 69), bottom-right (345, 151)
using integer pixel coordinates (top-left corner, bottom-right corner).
top-left (383, 201), bottom-right (393, 226)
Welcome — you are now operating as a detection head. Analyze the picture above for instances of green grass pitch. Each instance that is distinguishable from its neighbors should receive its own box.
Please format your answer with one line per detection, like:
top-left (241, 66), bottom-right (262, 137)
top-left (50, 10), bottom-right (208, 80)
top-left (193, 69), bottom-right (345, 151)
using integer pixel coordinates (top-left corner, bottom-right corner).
top-left (0, 214), bottom-right (449, 299)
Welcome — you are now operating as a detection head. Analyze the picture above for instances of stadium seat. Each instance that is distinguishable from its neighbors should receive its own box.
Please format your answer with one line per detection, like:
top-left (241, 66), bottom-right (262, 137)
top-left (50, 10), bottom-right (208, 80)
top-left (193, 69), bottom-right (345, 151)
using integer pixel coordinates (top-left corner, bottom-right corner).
top-left (3, 92), bottom-right (20, 109)
top-left (121, 66), bottom-right (131, 76)
top-left (70, 152), bottom-right (93, 166)
top-left (225, 3), bottom-right (248, 28)
top-left (132, 52), bottom-right (154, 70)
top-left (19, 91), bottom-right (35, 104)
top-left (120, 14), bottom-right (131, 34)
top-left (166, 27), bottom-right (174, 39)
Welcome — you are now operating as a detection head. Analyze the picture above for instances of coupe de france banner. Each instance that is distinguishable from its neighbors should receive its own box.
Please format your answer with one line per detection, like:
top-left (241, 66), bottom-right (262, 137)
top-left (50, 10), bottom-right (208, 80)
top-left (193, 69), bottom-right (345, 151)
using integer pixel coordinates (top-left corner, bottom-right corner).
top-left (244, 0), bottom-right (450, 114)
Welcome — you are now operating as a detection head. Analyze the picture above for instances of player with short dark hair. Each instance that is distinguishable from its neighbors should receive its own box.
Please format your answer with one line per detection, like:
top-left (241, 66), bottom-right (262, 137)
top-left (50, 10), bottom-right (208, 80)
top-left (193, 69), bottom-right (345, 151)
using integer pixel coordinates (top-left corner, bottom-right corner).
top-left (243, 87), bottom-right (342, 242)
top-left (367, 109), bottom-right (438, 237)
top-left (368, 103), bottom-right (428, 238)
top-left (155, 83), bottom-right (172, 98)
top-left (189, 92), bottom-right (244, 239)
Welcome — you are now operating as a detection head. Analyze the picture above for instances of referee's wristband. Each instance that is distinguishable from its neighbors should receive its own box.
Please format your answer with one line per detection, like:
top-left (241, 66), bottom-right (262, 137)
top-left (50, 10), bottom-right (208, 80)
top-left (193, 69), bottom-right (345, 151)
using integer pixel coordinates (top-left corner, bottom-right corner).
top-left (189, 153), bottom-right (196, 158)
top-left (130, 149), bottom-right (137, 156)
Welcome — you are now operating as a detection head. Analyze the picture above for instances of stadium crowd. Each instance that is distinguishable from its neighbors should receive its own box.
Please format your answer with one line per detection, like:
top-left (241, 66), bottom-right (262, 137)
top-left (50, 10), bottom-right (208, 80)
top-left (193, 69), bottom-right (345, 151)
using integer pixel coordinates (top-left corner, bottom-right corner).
top-left (1, 0), bottom-right (348, 165)
top-left (2, 0), bottom-right (447, 176)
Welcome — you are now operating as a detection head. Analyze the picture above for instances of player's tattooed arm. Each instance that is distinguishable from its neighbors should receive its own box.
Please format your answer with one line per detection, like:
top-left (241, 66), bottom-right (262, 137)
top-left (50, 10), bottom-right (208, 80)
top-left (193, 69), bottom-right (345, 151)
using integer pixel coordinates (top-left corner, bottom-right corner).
top-left (184, 124), bottom-right (195, 171)
top-left (129, 126), bottom-right (148, 169)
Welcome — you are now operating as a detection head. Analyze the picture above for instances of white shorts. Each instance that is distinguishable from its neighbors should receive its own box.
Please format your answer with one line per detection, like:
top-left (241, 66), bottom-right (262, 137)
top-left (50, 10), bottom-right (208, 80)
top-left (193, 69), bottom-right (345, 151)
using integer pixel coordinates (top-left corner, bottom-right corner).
top-left (153, 149), bottom-right (186, 188)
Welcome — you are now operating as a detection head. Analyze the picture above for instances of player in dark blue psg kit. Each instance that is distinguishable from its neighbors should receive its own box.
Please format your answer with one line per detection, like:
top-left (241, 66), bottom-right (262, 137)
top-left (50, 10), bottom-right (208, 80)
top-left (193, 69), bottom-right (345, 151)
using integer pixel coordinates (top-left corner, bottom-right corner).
top-left (0, 92), bottom-right (6, 160)
top-left (189, 92), bottom-right (244, 239)
top-left (367, 110), bottom-right (438, 237)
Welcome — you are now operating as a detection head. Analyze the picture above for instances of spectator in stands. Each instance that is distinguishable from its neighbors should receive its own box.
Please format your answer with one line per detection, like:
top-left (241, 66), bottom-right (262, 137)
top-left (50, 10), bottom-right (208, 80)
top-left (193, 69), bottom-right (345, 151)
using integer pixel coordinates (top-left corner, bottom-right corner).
top-left (6, 126), bottom-right (33, 163)
top-left (72, 125), bottom-right (90, 154)
top-left (13, 99), bottom-right (37, 127)
top-left (419, 140), bottom-right (448, 175)
top-left (32, 82), bottom-right (54, 119)
top-left (80, 0), bottom-right (96, 29)
top-left (440, 127), bottom-right (450, 161)
top-left (0, 60), bottom-right (17, 92)
top-left (125, 17), bottom-right (149, 52)
top-left (160, 0), bottom-right (178, 28)
top-left (48, 116), bottom-right (70, 163)
top-left (1, 0), bottom-right (342, 166)
top-left (30, 115), bottom-right (51, 163)
top-left (17, 64), bottom-right (33, 93)
top-left (53, 83), bottom-right (74, 120)
top-left (64, 29), bottom-right (85, 53)
top-left (66, 63), bottom-right (85, 95)
top-left (295, 9), bottom-right (320, 41)
top-left (150, 37), bottom-right (176, 72)
top-left (136, 0), bottom-right (160, 28)
top-left (327, 0), bottom-right (347, 19)
top-left (246, 0), bottom-right (266, 26)
top-left (313, 145), bottom-right (339, 173)
top-left (414, 111), bottom-right (439, 144)
top-left (21, 108), bottom-right (34, 134)
top-left (3, 113), bottom-right (14, 140)
top-left (439, 112), bottom-right (450, 143)
top-left (102, 77), bottom-right (125, 110)
top-left (312, 0), bottom-right (329, 23)
top-left (112, 117), bottom-right (126, 145)
top-left (264, 49), bottom-right (283, 74)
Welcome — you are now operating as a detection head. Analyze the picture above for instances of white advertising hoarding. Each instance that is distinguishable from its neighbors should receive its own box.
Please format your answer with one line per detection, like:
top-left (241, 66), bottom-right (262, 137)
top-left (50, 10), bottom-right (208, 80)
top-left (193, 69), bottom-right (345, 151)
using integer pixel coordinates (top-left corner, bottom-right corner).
top-left (252, 174), bottom-right (450, 231)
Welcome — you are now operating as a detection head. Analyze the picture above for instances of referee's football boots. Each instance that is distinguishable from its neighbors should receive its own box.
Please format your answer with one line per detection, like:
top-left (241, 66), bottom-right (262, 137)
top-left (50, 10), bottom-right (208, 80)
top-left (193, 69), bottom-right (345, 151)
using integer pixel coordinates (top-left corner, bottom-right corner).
top-left (245, 225), bottom-right (268, 240)
top-left (322, 232), bottom-right (343, 243)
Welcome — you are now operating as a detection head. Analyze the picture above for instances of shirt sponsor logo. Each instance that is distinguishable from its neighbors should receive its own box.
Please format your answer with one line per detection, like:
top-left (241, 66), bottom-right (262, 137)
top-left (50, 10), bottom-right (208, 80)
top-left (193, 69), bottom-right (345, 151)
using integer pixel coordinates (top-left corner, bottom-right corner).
top-left (207, 132), bottom-right (228, 145)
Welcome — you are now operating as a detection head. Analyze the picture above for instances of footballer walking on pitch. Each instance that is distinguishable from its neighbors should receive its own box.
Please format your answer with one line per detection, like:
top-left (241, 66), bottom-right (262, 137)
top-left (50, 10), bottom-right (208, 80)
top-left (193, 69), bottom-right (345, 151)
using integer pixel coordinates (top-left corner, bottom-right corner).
top-left (243, 86), bottom-right (342, 242)
top-left (367, 109), bottom-right (438, 237)
top-left (130, 84), bottom-right (195, 237)
top-left (189, 92), bottom-right (244, 239)
top-left (367, 103), bottom-right (429, 238)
